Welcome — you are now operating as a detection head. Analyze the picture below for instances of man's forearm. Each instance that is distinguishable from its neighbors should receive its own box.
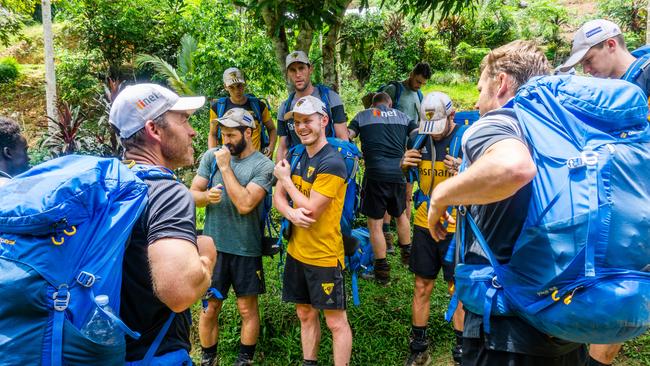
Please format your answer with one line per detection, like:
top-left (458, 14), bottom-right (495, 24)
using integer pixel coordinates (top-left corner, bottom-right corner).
top-left (432, 140), bottom-right (536, 207)
top-left (190, 188), bottom-right (209, 208)
top-left (220, 166), bottom-right (256, 213)
top-left (281, 176), bottom-right (311, 209)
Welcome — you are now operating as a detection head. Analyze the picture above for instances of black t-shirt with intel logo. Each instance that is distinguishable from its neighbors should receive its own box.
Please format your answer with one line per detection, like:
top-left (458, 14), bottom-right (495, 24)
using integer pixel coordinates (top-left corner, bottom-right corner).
top-left (121, 178), bottom-right (197, 361)
top-left (348, 105), bottom-right (417, 183)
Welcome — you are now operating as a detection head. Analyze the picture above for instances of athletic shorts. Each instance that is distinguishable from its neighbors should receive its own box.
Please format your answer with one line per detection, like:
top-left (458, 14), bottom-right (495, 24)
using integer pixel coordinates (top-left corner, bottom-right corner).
top-left (211, 252), bottom-right (265, 299)
top-left (282, 254), bottom-right (346, 310)
top-left (409, 225), bottom-right (454, 282)
top-left (462, 337), bottom-right (588, 366)
top-left (360, 178), bottom-right (406, 219)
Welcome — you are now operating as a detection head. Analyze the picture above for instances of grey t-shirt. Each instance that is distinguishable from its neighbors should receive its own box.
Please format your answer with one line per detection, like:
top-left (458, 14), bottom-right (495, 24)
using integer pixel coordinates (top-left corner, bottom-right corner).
top-left (197, 148), bottom-right (275, 257)
top-left (383, 82), bottom-right (422, 123)
top-left (277, 86), bottom-right (347, 147)
top-left (460, 110), bottom-right (583, 356)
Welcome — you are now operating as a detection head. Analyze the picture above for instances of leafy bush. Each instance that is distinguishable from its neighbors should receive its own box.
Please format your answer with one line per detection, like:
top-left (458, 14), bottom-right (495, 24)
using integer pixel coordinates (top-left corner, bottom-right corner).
top-left (453, 42), bottom-right (490, 75)
top-left (0, 57), bottom-right (20, 84)
top-left (56, 49), bottom-right (102, 106)
top-left (423, 39), bottom-right (452, 71)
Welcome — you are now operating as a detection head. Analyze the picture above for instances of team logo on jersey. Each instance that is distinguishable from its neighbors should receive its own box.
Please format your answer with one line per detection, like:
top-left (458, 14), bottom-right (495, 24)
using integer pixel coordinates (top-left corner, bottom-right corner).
top-left (321, 282), bottom-right (334, 295)
top-left (307, 166), bottom-right (315, 178)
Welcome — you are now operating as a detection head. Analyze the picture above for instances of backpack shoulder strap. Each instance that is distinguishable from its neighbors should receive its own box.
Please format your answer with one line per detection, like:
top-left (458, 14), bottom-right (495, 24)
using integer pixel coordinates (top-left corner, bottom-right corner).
top-left (449, 124), bottom-right (469, 158)
top-left (316, 84), bottom-right (335, 137)
top-left (215, 97), bottom-right (228, 118)
top-left (622, 54), bottom-right (650, 83)
top-left (246, 94), bottom-right (263, 122)
top-left (126, 161), bottom-right (177, 181)
top-left (417, 89), bottom-right (424, 103)
top-left (288, 144), bottom-right (306, 173)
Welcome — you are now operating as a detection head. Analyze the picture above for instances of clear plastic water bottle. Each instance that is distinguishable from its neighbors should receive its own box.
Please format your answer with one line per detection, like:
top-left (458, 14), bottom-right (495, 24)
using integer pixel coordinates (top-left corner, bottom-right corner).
top-left (80, 295), bottom-right (123, 345)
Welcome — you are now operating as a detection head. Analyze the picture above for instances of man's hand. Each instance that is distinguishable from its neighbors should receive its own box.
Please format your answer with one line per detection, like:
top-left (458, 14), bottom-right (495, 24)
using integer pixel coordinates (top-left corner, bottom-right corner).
top-left (263, 147), bottom-right (272, 158)
top-left (401, 149), bottom-right (422, 169)
top-left (274, 159), bottom-right (292, 181)
top-left (287, 207), bottom-right (316, 228)
top-left (205, 184), bottom-right (223, 204)
top-left (444, 155), bottom-right (462, 175)
top-left (214, 148), bottom-right (231, 171)
top-left (427, 200), bottom-right (456, 242)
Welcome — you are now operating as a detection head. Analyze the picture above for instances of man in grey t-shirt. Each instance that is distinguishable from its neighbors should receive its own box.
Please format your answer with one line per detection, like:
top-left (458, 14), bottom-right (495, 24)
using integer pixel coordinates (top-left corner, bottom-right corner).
top-left (190, 108), bottom-right (275, 366)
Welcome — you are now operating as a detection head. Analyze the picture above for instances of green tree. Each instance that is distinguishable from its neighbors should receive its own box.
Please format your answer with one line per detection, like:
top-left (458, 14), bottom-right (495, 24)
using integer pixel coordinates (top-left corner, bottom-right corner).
top-left (0, 0), bottom-right (37, 46)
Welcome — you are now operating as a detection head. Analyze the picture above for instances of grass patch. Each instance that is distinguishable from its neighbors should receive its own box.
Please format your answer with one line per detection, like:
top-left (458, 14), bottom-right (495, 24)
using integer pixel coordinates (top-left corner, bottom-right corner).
top-left (423, 82), bottom-right (479, 111)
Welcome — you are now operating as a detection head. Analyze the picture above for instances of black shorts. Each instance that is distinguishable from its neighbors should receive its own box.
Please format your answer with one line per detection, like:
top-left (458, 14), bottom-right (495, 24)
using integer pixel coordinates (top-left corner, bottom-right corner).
top-left (211, 252), bottom-right (265, 300)
top-left (462, 337), bottom-right (587, 366)
top-left (360, 178), bottom-right (406, 219)
top-left (282, 254), bottom-right (346, 310)
top-left (409, 225), bottom-right (455, 282)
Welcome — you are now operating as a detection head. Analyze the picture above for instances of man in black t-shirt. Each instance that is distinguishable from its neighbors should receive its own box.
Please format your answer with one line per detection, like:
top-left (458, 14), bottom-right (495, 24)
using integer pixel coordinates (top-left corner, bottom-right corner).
top-left (109, 83), bottom-right (216, 364)
top-left (427, 41), bottom-right (588, 365)
top-left (348, 92), bottom-right (417, 283)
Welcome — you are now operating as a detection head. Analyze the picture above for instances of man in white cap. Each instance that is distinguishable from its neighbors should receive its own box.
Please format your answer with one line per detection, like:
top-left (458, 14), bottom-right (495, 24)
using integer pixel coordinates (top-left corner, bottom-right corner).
top-left (273, 95), bottom-right (352, 366)
top-left (209, 67), bottom-right (277, 158)
top-left (347, 92), bottom-right (417, 284)
top-left (109, 83), bottom-right (217, 365)
top-left (276, 50), bottom-right (349, 162)
top-left (400, 92), bottom-right (466, 366)
top-left (559, 19), bottom-right (650, 96)
top-left (190, 108), bottom-right (274, 366)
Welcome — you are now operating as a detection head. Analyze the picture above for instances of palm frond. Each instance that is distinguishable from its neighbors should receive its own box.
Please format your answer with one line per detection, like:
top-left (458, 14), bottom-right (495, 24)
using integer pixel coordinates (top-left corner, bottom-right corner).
top-left (135, 54), bottom-right (195, 95)
top-left (178, 34), bottom-right (198, 76)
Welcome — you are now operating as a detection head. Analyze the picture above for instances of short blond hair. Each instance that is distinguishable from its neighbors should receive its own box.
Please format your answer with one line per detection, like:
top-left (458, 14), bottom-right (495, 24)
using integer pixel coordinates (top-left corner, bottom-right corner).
top-left (480, 40), bottom-right (551, 90)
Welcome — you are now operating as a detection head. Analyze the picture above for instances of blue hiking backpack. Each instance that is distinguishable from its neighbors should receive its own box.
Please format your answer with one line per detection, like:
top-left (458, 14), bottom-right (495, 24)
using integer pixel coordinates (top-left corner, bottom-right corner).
top-left (213, 94), bottom-right (272, 150)
top-left (344, 227), bottom-right (374, 306)
top-left (622, 45), bottom-right (650, 96)
top-left (277, 138), bottom-right (361, 269)
top-left (284, 84), bottom-right (335, 147)
top-left (451, 75), bottom-right (650, 344)
top-left (453, 110), bottom-right (480, 125)
top-left (0, 155), bottom-right (179, 365)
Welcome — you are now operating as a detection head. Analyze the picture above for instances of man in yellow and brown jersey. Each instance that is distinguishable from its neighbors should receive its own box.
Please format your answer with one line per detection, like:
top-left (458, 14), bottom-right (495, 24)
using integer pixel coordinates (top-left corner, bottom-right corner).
top-left (272, 95), bottom-right (352, 366)
top-left (401, 92), bottom-right (466, 366)
top-left (209, 67), bottom-right (277, 158)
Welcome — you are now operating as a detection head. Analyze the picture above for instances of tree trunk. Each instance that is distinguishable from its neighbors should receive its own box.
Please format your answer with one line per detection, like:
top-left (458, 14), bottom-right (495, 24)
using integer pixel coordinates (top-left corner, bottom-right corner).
top-left (42, 0), bottom-right (57, 128)
top-left (296, 23), bottom-right (314, 55)
top-left (646, 0), bottom-right (650, 44)
top-left (322, 0), bottom-right (352, 92)
top-left (261, 6), bottom-right (290, 90)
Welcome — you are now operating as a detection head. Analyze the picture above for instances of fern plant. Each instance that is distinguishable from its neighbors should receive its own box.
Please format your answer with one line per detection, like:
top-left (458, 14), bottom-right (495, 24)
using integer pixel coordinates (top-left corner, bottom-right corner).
top-left (135, 34), bottom-right (198, 95)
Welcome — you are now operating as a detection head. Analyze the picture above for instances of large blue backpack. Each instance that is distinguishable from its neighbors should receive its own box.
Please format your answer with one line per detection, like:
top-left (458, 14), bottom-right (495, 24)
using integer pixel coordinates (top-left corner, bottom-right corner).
top-left (278, 138), bottom-right (361, 268)
top-left (284, 84), bottom-right (335, 147)
top-left (452, 75), bottom-right (650, 344)
top-left (0, 155), bottom-right (177, 365)
top-left (344, 227), bottom-right (374, 306)
top-left (213, 94), bottom-right (272, 150)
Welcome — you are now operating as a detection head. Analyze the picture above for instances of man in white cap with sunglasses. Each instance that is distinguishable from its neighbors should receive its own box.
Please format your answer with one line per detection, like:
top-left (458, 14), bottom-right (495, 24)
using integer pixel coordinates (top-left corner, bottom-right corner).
top-left (401, 91), bottom-right (466, 366)
top-left (273, 95), bottom-right (352, 366)
top-left (109, 83), bottom-right (216, 365)
top-left (558, 19), bottom-right (650, 96)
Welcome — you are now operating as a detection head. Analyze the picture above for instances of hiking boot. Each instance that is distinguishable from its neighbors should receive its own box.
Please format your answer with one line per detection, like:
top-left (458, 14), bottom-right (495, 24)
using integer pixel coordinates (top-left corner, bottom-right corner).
top-left (404, 351), bottom-right (432, 366)
top-left (384, 232), bottom-right (395, 254)
top-left (399, 244), bottom-right (411, 265)
top-left (201, 353), bottom-right (218, 366)
top-left (374, 266), bottom-right (390, 285)
top-left (452, 344), bottom-right (463, 365)
top-left (233, 357), bottom-right (253, 366)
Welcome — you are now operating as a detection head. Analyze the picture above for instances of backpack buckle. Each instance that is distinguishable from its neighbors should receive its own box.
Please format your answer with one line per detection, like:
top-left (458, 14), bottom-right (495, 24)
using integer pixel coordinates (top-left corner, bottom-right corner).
top-left (491, 276), bottom-right (502, 289)
top-left (76, 271), bottom-right (96, 287)
top-left (52, 284), bottom-right (70, 311)
top-left (458, 205), bottom-right (467, 216)
top-left (566, 151), bottom-right (599, 169)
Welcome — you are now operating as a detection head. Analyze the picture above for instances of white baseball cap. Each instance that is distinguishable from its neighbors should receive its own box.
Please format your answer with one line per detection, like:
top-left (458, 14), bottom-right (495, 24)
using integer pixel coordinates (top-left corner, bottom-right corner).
top-left (419, 92), bottom-right (454, 135)
top-left (109, 83), bottom-right (205, 139)
top-left (558, 19), bottom-right (622, 72)
top-left (223, 67), bottom-right (245, 87)
top-left (216, 108), bottom-right (256, 128)
top-left (286, 50), bottom-right (311, 69)
top-left (283, 95), bottom-right (327, 120)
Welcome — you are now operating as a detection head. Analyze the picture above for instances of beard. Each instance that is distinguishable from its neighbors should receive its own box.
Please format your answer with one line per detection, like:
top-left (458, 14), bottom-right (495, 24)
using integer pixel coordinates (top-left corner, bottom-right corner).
top-left (226, 137), bottom-right (247, 156)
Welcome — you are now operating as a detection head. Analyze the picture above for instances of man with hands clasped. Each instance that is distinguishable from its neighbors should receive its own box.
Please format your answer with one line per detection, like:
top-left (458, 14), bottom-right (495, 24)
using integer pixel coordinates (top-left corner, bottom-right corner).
top-left (190, 108), bottom-right (275, 366)
top-left (273, 95), bottom-right (352, 366)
